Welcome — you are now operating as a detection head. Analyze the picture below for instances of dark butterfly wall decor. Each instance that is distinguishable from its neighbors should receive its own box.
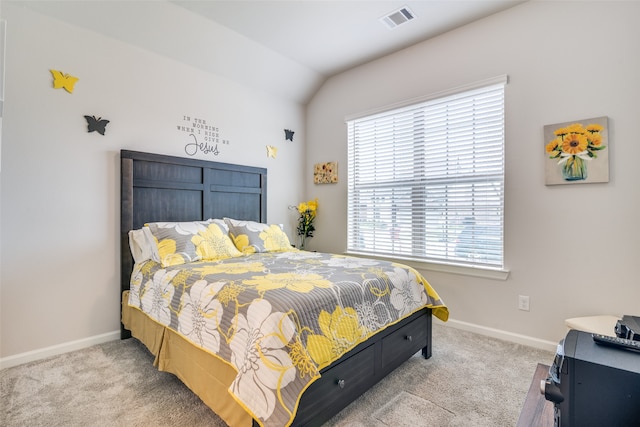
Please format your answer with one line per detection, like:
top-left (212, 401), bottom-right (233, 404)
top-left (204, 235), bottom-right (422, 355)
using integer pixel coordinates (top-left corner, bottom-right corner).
top-left (84, 115), bottom-right (110, 135)
top-left (284, 129), bottom-right (294, 141)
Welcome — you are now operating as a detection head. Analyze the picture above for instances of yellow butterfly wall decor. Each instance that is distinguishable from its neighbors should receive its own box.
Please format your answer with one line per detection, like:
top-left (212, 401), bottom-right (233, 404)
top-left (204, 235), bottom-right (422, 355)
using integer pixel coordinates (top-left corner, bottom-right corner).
top-left (50, 69), bottom-right (79, 93)
top-left (266, 145), bottom-right (278, 158)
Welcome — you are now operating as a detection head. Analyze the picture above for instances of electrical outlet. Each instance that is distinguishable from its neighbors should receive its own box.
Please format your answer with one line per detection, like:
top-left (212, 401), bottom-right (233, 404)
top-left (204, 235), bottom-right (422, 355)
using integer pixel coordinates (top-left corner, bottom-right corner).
top-left (518, 295), bottom-right (530, 311)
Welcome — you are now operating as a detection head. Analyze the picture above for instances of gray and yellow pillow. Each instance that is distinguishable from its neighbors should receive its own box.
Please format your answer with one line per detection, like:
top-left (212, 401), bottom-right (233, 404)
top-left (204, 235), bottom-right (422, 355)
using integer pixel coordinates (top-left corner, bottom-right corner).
top-left (146, 219), bottom-right (241, 267)
top-left (224, 218), bottom-right (293, 254)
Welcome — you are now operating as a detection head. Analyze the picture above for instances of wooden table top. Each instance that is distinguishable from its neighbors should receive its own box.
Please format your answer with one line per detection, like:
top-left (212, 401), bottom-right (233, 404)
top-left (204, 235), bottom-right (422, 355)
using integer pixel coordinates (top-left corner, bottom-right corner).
top-left (516, 363), bottom-right (554, 427)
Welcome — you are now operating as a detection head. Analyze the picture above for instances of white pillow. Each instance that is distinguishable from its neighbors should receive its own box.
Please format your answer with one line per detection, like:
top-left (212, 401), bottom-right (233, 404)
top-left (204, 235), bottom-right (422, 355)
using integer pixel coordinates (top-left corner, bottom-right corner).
top-left (128, 226), bottom-right (160, 264)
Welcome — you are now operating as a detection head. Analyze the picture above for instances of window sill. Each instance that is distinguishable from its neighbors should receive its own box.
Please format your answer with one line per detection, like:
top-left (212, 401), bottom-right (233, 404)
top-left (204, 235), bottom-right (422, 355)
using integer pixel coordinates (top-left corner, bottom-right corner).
top-left (344, 251), bottom-right (510, 280)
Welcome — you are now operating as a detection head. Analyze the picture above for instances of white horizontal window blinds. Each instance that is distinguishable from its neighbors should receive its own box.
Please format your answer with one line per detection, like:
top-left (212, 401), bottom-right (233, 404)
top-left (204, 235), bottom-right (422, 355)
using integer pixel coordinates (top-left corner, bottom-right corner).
top-left (347, 78), bottom-right (506, 268)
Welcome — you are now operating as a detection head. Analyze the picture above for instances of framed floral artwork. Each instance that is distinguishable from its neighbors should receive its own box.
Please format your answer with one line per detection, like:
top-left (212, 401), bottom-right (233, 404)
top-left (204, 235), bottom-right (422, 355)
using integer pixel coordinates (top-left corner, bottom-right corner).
top-left (544, 116), bottom-right (609, 185)
top-left (314, 162), bottom-right (338, 184)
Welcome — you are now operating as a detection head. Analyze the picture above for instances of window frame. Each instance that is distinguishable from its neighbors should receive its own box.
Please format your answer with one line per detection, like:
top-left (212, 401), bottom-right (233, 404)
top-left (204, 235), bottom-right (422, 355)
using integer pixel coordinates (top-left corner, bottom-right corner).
top-left (345, 75), bottom-right (509, 279)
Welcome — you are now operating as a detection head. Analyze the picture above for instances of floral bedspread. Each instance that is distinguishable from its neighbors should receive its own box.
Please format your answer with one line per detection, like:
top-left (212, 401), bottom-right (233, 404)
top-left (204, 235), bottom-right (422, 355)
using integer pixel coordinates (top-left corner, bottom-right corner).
top-left (128, 251), bottom-right (448, 427)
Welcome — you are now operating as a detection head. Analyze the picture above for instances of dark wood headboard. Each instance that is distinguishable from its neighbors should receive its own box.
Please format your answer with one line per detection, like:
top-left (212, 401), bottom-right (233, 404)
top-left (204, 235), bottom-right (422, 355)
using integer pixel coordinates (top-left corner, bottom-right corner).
top-left (120, 150), bottom-right (267, 336)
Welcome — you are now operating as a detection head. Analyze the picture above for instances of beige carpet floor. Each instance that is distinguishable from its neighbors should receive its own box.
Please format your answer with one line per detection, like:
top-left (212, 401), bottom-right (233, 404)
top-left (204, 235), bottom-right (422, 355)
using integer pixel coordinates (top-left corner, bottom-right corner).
top-left (1, 323), bottom-right (555, 426)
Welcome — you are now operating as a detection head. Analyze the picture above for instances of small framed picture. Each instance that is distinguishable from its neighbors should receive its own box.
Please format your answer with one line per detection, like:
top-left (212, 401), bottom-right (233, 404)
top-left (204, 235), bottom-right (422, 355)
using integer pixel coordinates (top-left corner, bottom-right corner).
top-left (544, 116), bottom-right (609, 185)
top-left (314, 162), bottom-right (338, 184)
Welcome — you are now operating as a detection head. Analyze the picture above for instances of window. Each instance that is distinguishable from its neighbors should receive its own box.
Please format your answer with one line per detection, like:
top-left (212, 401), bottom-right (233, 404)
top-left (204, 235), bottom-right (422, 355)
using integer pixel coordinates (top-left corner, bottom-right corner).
top-left (346, 76), bottom-right (506, 270)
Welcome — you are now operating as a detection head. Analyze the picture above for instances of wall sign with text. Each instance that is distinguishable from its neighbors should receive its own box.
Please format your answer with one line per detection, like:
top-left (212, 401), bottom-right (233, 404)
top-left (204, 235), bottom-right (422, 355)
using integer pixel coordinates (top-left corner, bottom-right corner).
top-left (177, 115), bottom-right (230, 157)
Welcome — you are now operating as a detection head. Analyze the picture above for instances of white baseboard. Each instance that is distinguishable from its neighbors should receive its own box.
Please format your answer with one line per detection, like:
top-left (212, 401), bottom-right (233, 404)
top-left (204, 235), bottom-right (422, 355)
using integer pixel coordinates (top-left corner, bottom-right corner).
top-left (438, 318), bottom-right (559, 353)
top-left (1, 319), bottom-right (559, 370)
top-left (0, 330), bottom-right (120, 370)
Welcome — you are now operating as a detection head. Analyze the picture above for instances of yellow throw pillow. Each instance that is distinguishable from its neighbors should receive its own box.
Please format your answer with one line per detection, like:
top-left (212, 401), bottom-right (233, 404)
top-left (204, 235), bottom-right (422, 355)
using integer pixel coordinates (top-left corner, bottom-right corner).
top-left (224, 218), bottom-right (293, 254)
top-left (192, 222), bottom-right (242, 261)
top-left (146, 219), bottom-right (240, 267)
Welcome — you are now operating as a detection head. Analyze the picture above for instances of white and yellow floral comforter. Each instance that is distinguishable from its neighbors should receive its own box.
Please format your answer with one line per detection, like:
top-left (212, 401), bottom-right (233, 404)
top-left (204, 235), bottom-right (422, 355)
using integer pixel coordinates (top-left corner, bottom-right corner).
top-left (128, 251), bottom-right (448, 427)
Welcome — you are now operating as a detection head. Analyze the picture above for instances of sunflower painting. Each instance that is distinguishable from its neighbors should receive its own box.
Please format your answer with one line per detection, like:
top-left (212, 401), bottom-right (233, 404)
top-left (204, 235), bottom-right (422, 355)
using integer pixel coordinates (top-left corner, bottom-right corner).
top-left (313, 162), bottom-right (338, 184)
top-left (544, 116), bottom-right (609, 185)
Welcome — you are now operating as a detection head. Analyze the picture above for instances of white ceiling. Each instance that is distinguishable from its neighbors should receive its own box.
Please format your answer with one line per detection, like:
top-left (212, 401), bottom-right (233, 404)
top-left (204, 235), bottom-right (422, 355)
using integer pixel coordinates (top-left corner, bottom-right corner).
top-left (172, 0), bottom-right (525, 77)
top-left (13, 0), bottom-right (525, 103)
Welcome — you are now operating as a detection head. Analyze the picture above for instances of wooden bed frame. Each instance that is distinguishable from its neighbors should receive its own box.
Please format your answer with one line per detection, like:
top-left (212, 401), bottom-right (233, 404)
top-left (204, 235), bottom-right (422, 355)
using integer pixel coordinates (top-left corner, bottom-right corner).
top-left (120, 149), bottom-right (433, 426)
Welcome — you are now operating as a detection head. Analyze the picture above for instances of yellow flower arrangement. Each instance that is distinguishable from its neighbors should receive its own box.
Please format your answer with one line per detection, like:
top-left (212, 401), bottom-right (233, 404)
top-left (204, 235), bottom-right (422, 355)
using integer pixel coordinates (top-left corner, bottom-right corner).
top-left (296, 198), bottom-right (318, 250)
top-left (546, 122), bottom-right (606, 181)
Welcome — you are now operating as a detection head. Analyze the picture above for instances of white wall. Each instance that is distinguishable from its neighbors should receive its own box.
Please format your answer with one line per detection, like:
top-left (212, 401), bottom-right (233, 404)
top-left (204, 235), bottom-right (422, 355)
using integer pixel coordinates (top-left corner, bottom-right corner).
top-left (306, 0), bottom-right (640, 344)
top-left (0, 3), bottom-right (306, 360)
top-left (3, 0), bottom-right (639, 365)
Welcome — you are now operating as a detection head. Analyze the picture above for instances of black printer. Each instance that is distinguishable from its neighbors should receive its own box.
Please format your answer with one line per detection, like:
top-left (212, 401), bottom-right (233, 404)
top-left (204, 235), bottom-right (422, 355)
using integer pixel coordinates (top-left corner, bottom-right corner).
top-left (542, 319), bottom-right (640, 427)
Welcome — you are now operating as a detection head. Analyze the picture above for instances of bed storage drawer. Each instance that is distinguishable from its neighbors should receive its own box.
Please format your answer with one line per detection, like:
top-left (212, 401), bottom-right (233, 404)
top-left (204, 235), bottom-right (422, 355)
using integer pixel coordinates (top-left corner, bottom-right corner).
top-left (380, 313), bottom-right (429, 374)
top-left (292, 310), bottom-right (431, 426)
top-left (294, 343), bottom-right (375, 426)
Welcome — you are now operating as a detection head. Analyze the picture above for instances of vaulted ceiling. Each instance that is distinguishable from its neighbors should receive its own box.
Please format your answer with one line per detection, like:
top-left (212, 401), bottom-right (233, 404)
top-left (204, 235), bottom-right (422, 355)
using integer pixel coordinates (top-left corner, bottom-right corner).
top-left (14, 0), bottom-right (525, 103)
top-left (171, 1), bottom-right (525, 77)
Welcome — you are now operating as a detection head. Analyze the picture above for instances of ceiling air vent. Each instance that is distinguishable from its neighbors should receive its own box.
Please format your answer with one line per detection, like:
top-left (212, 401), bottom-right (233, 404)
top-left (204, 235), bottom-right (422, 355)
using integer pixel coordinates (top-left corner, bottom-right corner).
top-left (380, 6), bottom-right (416, 29)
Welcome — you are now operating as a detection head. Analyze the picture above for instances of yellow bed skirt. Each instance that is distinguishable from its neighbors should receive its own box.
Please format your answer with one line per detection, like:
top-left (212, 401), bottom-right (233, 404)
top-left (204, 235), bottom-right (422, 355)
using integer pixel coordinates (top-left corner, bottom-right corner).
top-left (121, 291), bottom-right (252, 427)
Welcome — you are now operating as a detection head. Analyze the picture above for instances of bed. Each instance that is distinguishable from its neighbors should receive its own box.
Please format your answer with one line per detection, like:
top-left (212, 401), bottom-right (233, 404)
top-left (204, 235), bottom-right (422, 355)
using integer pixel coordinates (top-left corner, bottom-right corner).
top-left (120, 149), bottom-right (448, 427)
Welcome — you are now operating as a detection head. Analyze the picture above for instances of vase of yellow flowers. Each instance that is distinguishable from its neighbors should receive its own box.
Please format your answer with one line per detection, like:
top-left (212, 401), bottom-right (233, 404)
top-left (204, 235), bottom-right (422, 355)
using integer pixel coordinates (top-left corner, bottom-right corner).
top-left (296, 198), bottom-right (318, 250)
top-left (561, 155), bottom-right (588, 181)
top-left (546, 122), bottom-right (606, 181)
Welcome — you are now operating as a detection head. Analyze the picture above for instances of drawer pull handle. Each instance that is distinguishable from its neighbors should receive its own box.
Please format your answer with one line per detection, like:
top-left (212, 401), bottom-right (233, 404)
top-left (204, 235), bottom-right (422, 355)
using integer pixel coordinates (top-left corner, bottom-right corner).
top-left (406, 335), bottom-right (413, 342)
top-left (337, 379), bottom-right (345, 389)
